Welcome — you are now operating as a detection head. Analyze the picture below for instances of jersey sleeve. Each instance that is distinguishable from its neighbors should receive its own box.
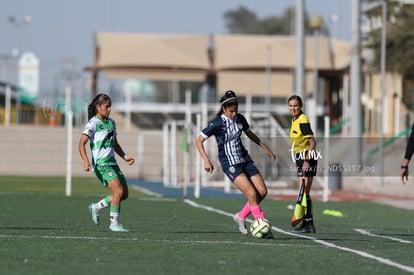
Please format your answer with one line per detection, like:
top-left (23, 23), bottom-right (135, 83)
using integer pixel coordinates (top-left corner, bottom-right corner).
top-left (110, 118), bottom-right (118, 136)
top-left (201, 118), bottom-right (220, 138)
top-left (238, 114), bottom-right (250, 131)
top-left (299, 114), bottom-right (314, 137)
top-left (82, 120), bottom-right (95, 138)
top-left (299, 122), bottom-right (314, 136)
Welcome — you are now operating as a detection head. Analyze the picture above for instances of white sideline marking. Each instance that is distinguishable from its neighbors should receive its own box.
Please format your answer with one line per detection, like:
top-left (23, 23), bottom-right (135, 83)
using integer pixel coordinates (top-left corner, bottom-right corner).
top-left (130, 185), bottom-right (163, 198)
top-left (184, 199), bottom-right (414, 274)
top-left (138, 197), bottom-right (176, 202)
top-left (0, 234), bottom-right (318, 248)
top-left (354, 229), bottom-right (413, 244)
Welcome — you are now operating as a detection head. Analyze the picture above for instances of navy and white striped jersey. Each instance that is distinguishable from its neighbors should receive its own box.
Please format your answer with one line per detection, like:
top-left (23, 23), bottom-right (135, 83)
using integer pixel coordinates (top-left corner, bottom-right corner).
top-left (200, 114), bottom-right (251, 168)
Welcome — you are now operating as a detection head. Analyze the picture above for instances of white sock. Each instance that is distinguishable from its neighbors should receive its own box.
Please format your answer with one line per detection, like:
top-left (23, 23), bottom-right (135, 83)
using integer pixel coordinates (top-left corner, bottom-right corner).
top-left (110, 211), bottom-right (120, 226)
top-left (96, 198), bottom-right (109, 211)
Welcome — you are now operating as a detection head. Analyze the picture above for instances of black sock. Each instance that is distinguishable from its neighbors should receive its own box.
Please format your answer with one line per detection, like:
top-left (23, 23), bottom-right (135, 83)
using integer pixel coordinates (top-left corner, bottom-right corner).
top-left (306, 195), bottom-right (313, 220)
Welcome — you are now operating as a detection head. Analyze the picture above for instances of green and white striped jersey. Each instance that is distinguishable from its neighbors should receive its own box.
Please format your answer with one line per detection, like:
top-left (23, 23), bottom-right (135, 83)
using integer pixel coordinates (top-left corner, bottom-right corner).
top-left (82, 116), bottom-right (118, 169)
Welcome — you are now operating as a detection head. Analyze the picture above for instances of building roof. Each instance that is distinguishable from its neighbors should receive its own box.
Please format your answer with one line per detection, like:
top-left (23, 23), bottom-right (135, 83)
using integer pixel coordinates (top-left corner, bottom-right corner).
top-left (88, 32), bottom-right (351, 97)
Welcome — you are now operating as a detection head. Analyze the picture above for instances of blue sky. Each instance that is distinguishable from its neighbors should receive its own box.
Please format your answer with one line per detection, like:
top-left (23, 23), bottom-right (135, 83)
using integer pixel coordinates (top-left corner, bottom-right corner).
top-left (0, 0), bottom-right (351, 98)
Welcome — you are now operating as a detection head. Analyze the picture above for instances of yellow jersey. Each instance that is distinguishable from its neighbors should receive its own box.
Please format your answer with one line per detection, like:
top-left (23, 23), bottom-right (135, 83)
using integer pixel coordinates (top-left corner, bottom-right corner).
top-left (289, 112), bottom-right (314, 154)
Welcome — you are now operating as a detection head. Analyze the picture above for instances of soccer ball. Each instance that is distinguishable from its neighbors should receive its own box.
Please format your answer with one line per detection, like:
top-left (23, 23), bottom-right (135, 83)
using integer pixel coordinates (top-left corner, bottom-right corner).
top-left (250, 218), bottom-right (271, 238)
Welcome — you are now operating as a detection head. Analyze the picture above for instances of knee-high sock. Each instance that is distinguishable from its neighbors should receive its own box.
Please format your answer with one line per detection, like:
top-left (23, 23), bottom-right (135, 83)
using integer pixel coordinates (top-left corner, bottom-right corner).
top-left (306, 195), bottom-right (313, 219)
top-left (238, 202), bottom-right (251, 219)
top-left (250, 204), bottom-right (265, 219)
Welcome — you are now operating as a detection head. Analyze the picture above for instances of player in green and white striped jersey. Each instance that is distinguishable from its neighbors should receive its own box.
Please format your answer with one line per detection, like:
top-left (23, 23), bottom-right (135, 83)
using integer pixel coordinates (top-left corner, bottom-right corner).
top-left (79, 94), bottom-right (135, 232)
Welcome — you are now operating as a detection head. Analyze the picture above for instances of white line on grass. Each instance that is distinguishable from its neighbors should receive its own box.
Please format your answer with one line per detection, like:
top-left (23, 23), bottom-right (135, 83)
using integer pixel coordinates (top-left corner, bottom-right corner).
top-left (0, 234), bottom-right (318, 248)
top-left (138, 197), bottom-right (177, 202)
top-left (354, 229), bottom-right (413, 244)
top-left (130, 185), bottom-right (163, 198)
top-left (183, 199), bottom-right (414, 274)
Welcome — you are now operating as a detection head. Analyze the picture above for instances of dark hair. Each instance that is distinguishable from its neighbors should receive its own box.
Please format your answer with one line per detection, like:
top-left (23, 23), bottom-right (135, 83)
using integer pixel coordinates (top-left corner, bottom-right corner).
top-left (87, 93), bottom-right (111, 120)
top-left (287, 95), bottom-right (303, 107)
top-left (216, 90), bottom-right (238, 117)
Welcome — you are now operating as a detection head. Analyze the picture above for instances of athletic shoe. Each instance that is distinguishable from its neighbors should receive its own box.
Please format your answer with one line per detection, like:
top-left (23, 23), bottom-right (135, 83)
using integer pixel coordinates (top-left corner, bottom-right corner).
top-left (291, 226), bottom-right (310, 234)
top-left (88, 203), bottom-right (100, 225)
top-left (307, 220), bottom-right (316, 233)
top-left (233, 213), bottom-right (248, 235)
top-left (291, 219), bottom-right (316, 234)
top-left (109, 224), bottom-right (129, 232)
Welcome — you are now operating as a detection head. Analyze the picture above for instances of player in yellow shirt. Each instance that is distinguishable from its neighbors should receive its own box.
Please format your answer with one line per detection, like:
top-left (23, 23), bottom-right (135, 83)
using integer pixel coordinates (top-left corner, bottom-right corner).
top-left (288, 95), bottom-right (317, 233)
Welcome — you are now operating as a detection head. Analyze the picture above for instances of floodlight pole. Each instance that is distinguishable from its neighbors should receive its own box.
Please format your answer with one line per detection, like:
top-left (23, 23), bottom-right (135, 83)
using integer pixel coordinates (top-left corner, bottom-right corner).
top-left (350, 0), bottom-right (362, 165)
top-left (309, 15), bottom-right (324, 133)
top-left (295, 0), bottom-right (305, 99)
top-left (379, 0), bottom-right (387, 185)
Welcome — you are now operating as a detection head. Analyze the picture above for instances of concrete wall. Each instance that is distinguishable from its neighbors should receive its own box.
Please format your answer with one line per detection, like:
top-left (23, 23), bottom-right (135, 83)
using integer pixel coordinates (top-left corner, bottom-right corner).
top-left (0, 125), bottom-right (280, 183)
top-left (0, 126), bottom-right (164, 179)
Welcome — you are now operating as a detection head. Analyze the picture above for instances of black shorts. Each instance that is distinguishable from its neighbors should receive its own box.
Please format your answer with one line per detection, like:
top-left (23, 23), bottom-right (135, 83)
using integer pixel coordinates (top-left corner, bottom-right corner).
top-left (295, 157), bottom-right (317, 177)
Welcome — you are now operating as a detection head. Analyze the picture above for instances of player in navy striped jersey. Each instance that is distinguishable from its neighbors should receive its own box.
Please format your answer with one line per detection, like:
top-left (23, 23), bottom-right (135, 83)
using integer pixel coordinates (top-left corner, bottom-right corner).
top-left (79, 94), bottom-right (135, 232)
top-left (195, 91), bottom-right (277, 236)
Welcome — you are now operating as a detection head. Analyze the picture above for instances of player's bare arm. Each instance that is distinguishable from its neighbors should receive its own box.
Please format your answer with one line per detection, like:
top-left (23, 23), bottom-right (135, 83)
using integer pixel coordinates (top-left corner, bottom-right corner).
top-left (195, 135), bottom-right (214, 173)
top-left (114, 137), bottom-right (135, 166)
top-left (244, 129), bottom-right (276, 161)
top-left (79, 134), bottom-right (91, 171)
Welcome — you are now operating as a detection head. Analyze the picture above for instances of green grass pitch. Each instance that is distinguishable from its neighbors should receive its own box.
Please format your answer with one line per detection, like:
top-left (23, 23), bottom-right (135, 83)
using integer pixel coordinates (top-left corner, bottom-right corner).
top-left (0, 176), bottom-right (413, 275)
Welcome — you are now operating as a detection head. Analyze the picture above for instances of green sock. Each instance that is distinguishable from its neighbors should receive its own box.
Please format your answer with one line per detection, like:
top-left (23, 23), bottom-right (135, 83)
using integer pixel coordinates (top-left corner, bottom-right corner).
top-left (105, 195), bottom-right (111, 205)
